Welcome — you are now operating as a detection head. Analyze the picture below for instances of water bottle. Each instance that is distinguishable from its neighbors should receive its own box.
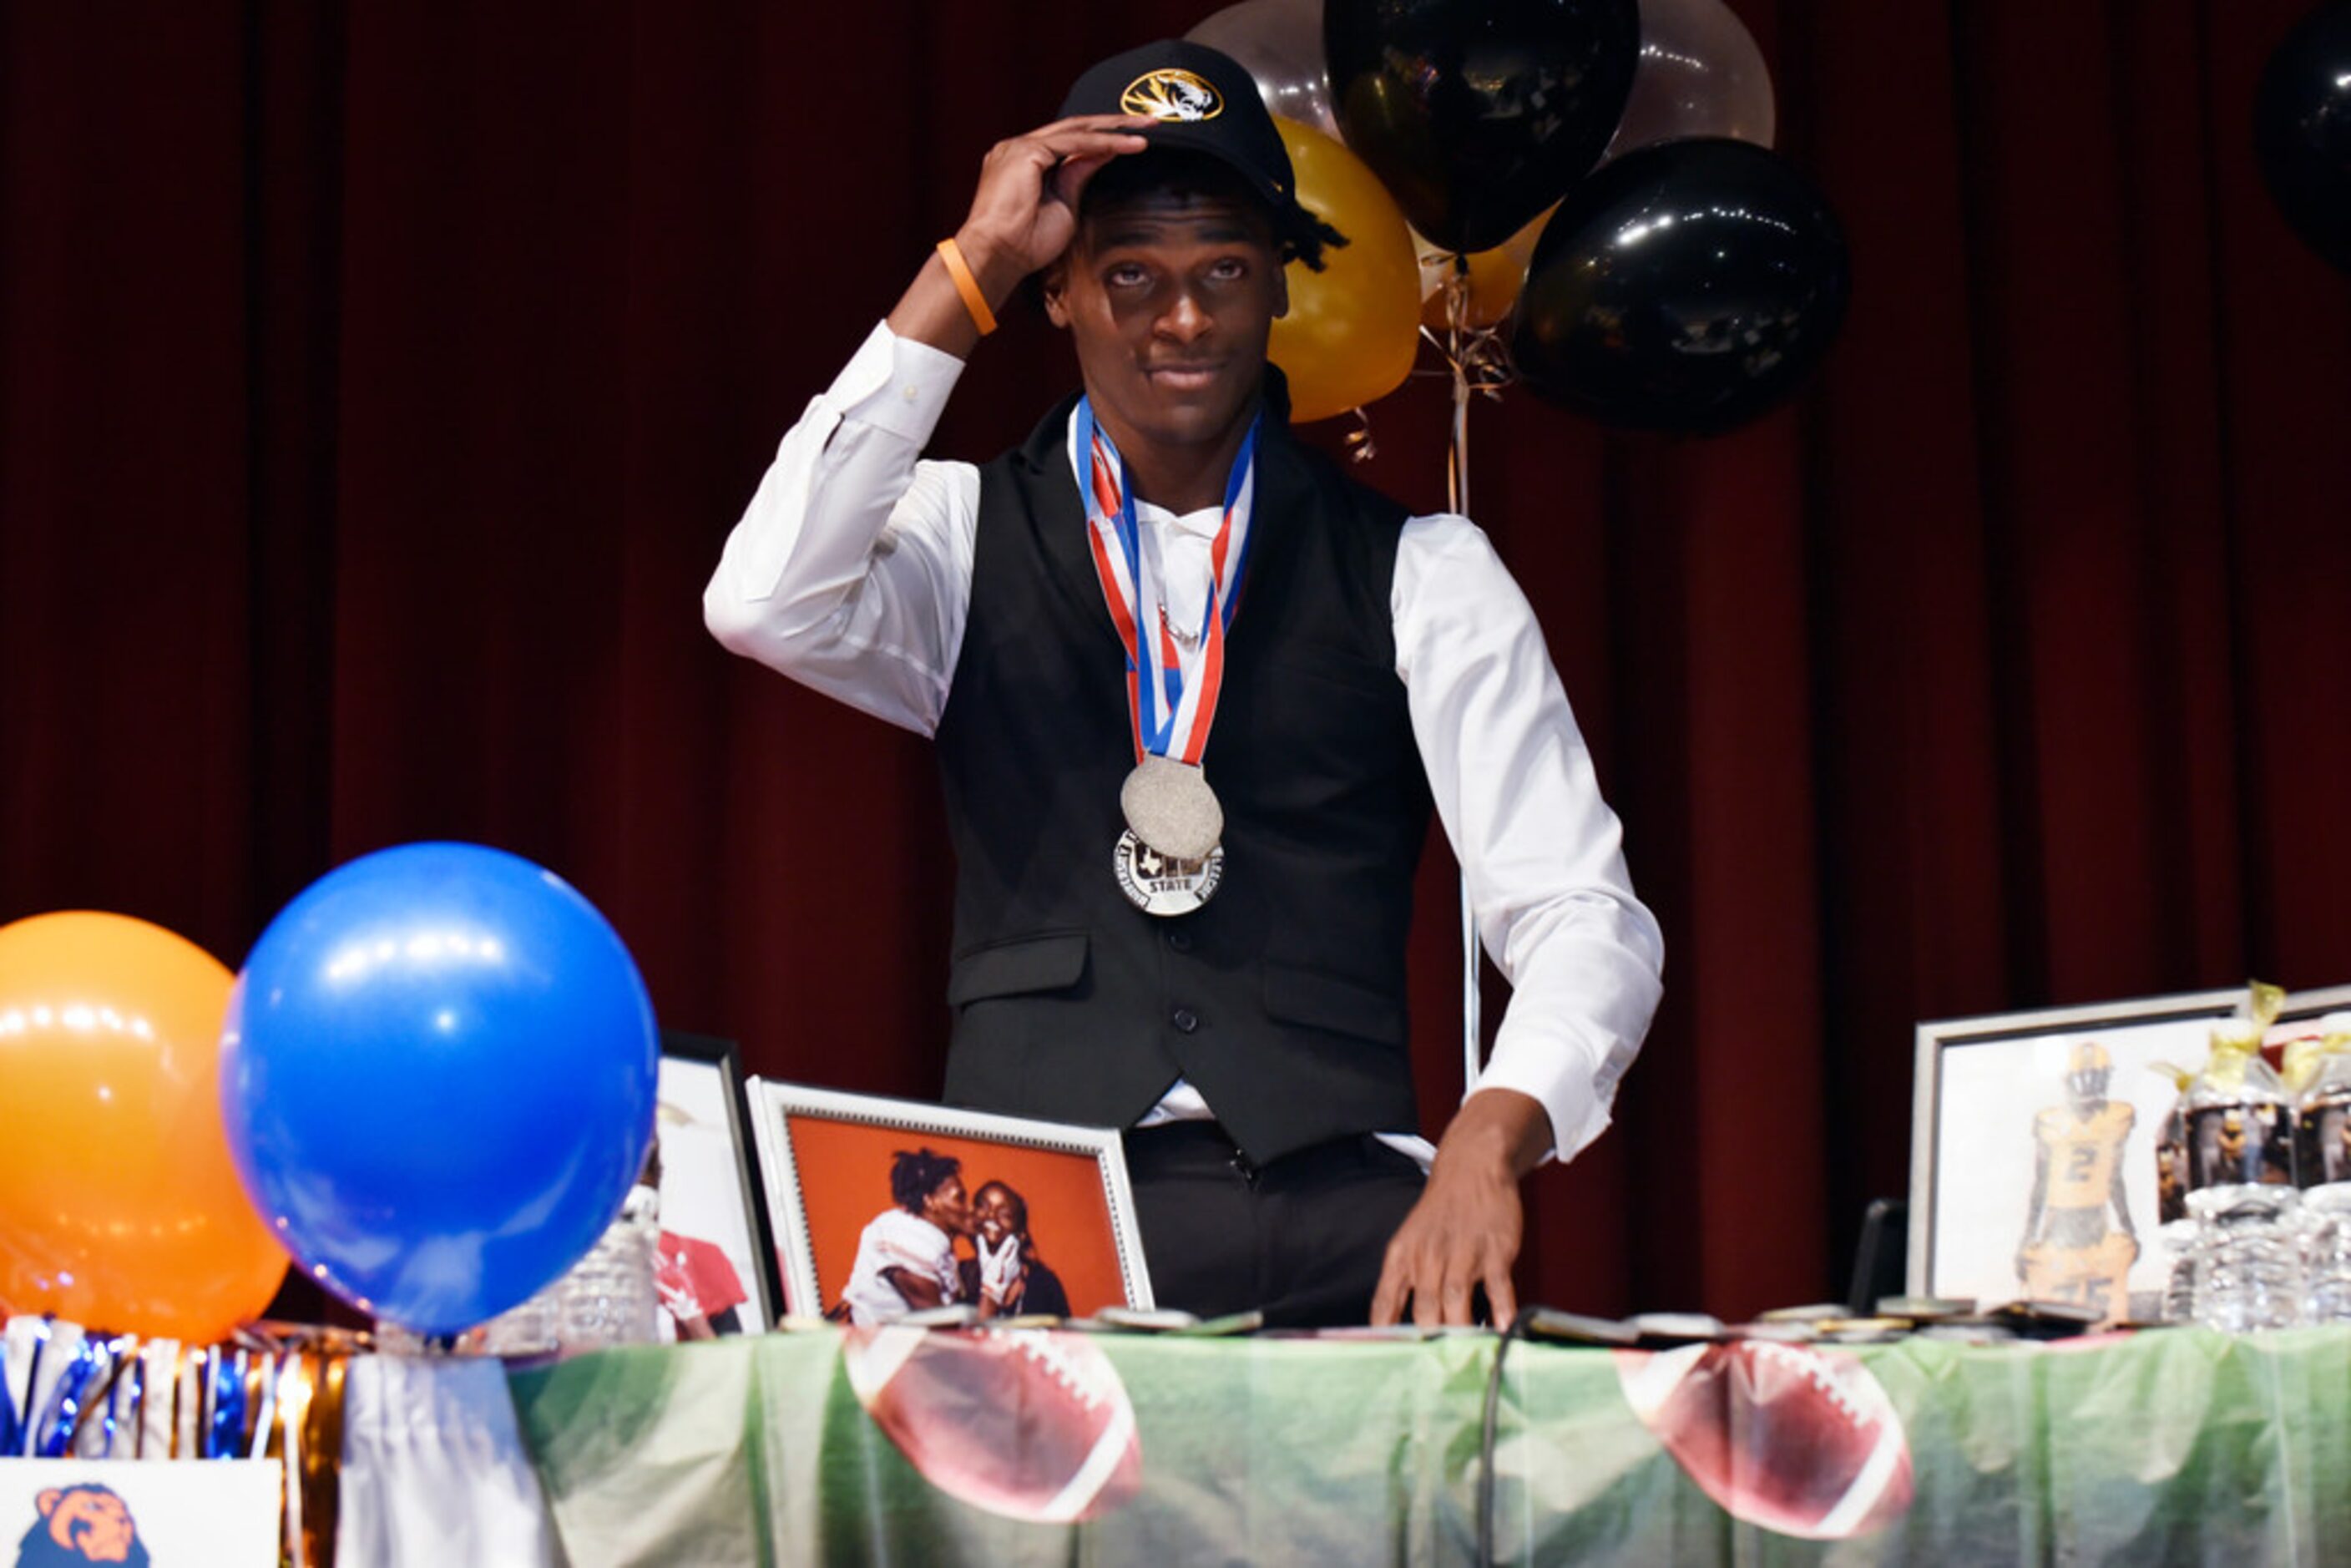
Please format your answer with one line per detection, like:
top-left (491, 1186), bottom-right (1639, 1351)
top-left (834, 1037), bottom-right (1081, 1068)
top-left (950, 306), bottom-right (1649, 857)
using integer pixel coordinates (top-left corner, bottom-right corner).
top-left (2297, 1183), bottom-right (2351, 1323)
top-left (478, 1282), bottom-right (561, 1357)
top-left (2182, 1004), bottom-right (2295, 1193)
top-left (553, 1181), bottom-right (662, 1351)
top-left (2190, 1185), bottom-right (2301, 1333)
top-left (2150, 1064), bottom-right (2192, 1227)
top-left (2290, 1013), bottom-right (2351, 1188)
top-left (2158, 1216), bottom-right (2202, 1323)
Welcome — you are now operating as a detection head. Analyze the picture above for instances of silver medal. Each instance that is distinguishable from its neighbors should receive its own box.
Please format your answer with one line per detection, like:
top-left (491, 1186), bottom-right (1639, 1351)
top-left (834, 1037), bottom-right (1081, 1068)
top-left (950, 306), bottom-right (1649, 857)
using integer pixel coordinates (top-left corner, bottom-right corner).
top-left (1112, 829), bottom-right (1224, 917)
top-left (1120, 755), bottom-right (1224, 862)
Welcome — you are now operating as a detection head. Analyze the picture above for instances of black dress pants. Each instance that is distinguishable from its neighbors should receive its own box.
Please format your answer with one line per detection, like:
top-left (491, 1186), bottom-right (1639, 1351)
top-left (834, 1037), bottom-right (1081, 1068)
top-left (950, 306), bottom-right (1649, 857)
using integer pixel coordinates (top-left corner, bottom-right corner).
top-left (1122, 1121), bottom-right (1428, 1328)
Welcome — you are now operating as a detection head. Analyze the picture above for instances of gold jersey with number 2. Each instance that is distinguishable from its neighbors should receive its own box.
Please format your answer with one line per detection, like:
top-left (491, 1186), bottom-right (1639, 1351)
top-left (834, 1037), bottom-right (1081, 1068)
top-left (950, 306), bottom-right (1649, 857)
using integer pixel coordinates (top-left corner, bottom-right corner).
top-left (2037, 1100), bottom-right (2136, 1210)
top-left (2021, 1098), bottom-right (2139, 1322)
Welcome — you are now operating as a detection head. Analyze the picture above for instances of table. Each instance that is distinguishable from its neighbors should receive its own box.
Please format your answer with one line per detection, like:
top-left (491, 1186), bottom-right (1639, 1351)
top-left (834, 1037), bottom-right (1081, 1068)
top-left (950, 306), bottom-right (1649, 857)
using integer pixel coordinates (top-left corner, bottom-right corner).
top-left (488, 1324), bottom-right (2351, 1565)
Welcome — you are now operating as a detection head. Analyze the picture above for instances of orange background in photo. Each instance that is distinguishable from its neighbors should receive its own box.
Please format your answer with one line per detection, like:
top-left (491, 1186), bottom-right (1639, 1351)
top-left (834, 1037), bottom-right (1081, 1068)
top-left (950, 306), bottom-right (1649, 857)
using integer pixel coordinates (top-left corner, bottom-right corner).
top-left (786, 1115), bottom-right (1136, 1317)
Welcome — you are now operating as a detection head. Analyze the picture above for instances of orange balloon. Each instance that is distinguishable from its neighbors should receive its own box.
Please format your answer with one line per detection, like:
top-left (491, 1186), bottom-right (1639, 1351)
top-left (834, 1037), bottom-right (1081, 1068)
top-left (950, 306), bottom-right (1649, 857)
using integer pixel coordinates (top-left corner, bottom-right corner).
top-left (1415, 207), bottom-right (1555, 331)
top-left (1267, 117), bottom-right (1424, 423)
top-left (0, 913), bottom-right (287, 1339)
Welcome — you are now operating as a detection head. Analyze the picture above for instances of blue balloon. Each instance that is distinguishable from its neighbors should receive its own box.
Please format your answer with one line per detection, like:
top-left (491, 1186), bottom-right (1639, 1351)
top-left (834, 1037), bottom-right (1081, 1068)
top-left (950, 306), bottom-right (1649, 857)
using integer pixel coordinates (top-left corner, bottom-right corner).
top-left (221, 842), bottom-right (658, 1333)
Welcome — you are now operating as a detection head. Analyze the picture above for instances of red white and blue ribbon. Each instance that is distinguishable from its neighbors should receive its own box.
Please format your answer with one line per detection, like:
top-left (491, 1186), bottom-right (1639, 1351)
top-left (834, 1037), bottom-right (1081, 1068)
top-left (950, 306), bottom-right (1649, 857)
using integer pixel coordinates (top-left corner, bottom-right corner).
top-left (1073, 397), bottom-right (1262, 767)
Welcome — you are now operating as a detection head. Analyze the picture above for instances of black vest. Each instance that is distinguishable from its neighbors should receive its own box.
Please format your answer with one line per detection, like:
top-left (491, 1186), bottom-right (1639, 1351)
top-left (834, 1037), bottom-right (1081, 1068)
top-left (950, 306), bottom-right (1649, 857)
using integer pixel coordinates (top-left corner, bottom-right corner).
top-left (934, 390), bottom-right (1434, 1165)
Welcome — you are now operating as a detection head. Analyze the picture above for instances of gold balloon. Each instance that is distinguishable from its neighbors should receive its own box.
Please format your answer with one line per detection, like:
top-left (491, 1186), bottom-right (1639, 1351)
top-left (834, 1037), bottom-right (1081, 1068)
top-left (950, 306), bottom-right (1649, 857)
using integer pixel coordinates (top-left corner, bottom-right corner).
top-left (1267, 117), bottom-right (1423, 423)
top-left (1415, 207), bottom-right (1555, 331)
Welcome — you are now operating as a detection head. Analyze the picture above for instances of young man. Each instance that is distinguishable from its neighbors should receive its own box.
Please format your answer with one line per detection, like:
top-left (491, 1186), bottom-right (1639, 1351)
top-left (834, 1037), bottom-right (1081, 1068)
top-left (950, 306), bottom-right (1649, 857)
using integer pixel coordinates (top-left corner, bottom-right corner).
top-left (707, 41), bottom-right (1663, 1327)
top-left (837, 1147), bottom-right (972, 1325)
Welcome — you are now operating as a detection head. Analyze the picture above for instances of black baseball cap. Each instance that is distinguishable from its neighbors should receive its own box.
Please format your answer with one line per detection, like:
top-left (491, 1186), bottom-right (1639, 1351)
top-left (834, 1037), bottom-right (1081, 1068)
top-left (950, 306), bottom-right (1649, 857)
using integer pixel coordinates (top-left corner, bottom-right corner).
top-left (1058, 40), bottom-right (1327, 253)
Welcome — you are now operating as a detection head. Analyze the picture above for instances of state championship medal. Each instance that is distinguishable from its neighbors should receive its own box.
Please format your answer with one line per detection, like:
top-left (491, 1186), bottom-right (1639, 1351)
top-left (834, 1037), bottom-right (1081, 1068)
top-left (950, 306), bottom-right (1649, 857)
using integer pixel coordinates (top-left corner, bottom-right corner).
top-left (1111, 830), bottom-right (1226, 917)
top-left (1120, 753), bottom-right (1223, 862)
top-left (1076, 398), bottom-right (1261, 915)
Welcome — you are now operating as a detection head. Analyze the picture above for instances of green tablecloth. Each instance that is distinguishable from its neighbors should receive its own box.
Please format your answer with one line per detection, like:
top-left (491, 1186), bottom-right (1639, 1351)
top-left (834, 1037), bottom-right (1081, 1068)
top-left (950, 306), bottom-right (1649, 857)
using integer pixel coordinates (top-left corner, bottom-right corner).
top-left (507, 1325), bottom-right (2351, 1565)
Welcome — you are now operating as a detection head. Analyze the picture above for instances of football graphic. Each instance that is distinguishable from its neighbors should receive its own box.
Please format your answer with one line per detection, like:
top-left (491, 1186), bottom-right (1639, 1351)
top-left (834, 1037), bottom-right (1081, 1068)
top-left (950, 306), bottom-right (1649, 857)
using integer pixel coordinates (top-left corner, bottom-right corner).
top-left (1614, 1339), bottom-right (1914, 1540)
top-left (842, 1325), bottom-right (1143, 1524)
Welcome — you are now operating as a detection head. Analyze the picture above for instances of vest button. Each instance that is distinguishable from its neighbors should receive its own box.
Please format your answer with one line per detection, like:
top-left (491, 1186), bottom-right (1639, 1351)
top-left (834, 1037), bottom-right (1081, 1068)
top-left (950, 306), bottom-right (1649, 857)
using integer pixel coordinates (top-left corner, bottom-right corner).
top-left (1166, 928), bottom-right (1193, 953)
top-left (1171, 1006), bottom-right (1200, 1034)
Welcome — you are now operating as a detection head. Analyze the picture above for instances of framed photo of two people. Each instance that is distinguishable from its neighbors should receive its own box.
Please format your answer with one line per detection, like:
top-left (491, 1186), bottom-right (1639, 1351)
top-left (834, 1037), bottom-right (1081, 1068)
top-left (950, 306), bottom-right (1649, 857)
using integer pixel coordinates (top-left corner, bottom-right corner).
top-left (746, 1080), bottom-right (1155, 1323)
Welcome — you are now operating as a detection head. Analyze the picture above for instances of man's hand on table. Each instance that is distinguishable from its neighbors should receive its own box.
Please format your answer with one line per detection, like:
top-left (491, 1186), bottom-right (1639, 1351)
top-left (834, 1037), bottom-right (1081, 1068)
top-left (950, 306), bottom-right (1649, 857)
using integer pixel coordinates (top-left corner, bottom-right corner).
top-left (1370, 1087), bottom-right (1552, 1328)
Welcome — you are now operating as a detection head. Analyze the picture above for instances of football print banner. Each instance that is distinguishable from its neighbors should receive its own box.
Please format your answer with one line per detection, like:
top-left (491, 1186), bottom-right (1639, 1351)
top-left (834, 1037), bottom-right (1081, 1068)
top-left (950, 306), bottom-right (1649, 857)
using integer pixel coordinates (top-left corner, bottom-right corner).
top-left (510, 1325), bottom-right (2351, 1565)
top-left (1613, 1341), bottom-right (1912, 1540)
top-left (842, 1326), bottom-right (1140, 1525)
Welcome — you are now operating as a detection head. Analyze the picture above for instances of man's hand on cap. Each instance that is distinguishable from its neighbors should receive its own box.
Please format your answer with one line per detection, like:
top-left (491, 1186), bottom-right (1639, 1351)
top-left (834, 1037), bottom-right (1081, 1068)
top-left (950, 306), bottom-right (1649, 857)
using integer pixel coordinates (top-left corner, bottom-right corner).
top-left (953, 115), bottom-right (1155, 302)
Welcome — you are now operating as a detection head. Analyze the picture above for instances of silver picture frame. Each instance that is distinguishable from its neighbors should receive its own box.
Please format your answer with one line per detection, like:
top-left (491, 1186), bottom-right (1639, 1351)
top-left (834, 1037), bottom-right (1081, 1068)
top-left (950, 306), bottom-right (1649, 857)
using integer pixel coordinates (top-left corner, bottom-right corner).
top-left (745, 1080), bottom-right (1155, 1321)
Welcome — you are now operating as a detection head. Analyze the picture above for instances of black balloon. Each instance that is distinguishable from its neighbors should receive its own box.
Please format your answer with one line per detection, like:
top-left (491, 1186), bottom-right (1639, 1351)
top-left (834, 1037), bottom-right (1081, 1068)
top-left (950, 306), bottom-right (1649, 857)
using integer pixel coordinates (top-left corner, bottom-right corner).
top-left (1509, 138), bottom-right (1851, 434)
top-left (1325, 0), bottom-right (1641, 255)
top-left (2253, 2), bottom-right (2351, 275)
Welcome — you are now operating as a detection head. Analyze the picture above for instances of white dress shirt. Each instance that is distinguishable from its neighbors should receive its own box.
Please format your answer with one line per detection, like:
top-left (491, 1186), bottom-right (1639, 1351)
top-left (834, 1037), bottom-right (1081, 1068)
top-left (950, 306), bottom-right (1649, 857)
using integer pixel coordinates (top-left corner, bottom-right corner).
top-left (705, 323), bottom-right (1664, 1168)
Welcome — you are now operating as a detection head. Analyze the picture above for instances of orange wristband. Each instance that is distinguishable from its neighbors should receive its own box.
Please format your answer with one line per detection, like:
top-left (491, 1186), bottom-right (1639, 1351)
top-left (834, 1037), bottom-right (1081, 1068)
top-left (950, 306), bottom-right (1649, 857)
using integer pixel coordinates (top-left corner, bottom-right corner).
top-left (936, 237), bottom-right (998, 336)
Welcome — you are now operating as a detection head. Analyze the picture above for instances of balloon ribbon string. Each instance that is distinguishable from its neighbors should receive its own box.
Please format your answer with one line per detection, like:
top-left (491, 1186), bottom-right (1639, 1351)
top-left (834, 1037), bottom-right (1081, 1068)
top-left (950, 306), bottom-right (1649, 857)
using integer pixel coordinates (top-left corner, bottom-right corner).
top-left (1401, 260), bottom-right (1520, 1093)
top-left (1448, 265), bottom-right (1473, 515)
top-left (1428, 261), bottom-right (1518, 1094)
top-left (1416, 260), bottom-right (1516, 516)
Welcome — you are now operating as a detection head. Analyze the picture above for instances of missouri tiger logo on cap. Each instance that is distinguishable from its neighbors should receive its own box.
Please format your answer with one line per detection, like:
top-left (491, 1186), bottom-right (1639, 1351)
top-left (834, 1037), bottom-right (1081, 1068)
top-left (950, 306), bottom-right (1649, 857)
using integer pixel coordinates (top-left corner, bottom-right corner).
top-left (1120, 68), bottom-right (1222, 122)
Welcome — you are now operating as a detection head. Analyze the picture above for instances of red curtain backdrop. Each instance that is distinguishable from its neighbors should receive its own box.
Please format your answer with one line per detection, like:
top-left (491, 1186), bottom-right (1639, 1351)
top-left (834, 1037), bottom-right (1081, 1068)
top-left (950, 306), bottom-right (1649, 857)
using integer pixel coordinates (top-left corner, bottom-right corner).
top-left (4, 2), bottom-right (2346, 1322)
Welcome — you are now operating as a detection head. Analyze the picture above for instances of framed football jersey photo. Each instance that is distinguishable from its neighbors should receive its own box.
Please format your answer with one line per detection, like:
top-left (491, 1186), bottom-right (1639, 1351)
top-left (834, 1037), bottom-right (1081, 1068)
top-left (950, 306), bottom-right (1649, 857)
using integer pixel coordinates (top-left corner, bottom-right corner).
top-left (745, 1081), bottom-right (1153, 1323)
top-left (1909, 984), bottom-right (2351, 1323)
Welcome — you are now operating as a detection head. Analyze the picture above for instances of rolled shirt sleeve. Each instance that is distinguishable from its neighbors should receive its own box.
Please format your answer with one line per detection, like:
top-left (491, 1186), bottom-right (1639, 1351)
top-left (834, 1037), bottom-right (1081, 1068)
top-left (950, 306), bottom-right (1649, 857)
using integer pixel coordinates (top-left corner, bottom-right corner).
top-left (702, 322), bottom-right (981, 736)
